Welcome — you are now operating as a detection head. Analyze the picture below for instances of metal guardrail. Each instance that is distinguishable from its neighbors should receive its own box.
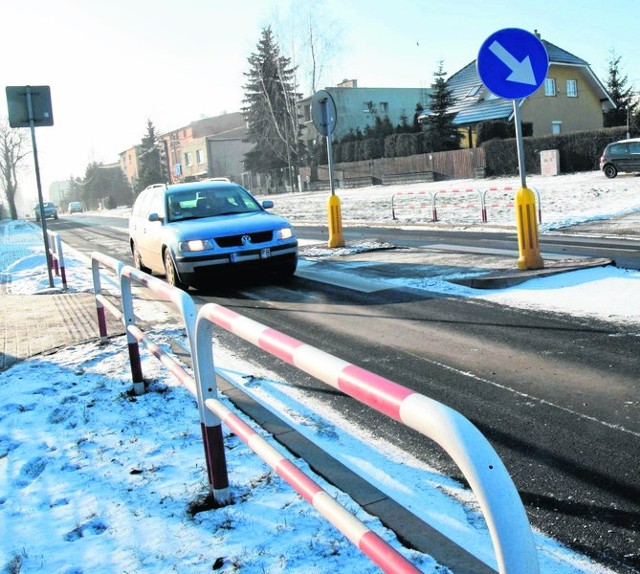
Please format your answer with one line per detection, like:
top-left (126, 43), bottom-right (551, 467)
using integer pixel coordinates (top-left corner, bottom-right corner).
top-left (89, 254), bottom-right (423, 573)
top-left (46, 230), bottom-right (67, 290)
top-left (90, 252), bottom-right (540, 574)
top-left (391, 186), bottom-right (543, 225)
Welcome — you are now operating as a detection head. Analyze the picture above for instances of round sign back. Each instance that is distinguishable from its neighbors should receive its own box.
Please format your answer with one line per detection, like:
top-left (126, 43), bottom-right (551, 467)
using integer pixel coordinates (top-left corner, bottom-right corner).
top-left (311, 89), bottom-right (337, 136)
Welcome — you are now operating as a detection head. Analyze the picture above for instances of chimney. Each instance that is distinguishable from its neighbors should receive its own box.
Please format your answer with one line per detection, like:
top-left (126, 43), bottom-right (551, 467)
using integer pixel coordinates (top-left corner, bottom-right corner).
top-left (337, 79), bottom-right (358, 88)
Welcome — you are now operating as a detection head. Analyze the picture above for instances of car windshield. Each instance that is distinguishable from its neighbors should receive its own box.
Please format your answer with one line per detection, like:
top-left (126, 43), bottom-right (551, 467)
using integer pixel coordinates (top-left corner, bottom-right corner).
top-left (167, 186), bottom-right (261, 222)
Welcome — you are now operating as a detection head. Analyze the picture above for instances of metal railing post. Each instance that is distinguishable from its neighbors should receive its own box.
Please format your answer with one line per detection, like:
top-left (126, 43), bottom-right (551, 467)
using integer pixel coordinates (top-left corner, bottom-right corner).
top-left (119, 271), bottom-right (145, 394)
top-left (194, 315), bottom-right (231, 505)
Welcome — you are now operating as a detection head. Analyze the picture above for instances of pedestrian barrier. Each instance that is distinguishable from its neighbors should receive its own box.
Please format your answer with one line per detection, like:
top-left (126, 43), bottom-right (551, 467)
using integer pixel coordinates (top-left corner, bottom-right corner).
top-left (391, 186), bottom-right (542, 225)
top-left (46, 230), bottom-right (67, 290)
top-left (90, 254), bottom-right (421, 574)
top-left (90, 252), bottom-right (539, 574)
top-left (482, 186), bottom-right (542, 223)
top-left (391, 188), bottom-right (484, 223)
top-left (391, 191), bottom-right (434, 220)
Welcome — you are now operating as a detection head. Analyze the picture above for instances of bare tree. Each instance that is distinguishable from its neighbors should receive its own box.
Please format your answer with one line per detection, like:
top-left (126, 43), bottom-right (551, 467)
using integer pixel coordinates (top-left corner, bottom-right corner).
top-left (272, 1), bottom-right (344, 96)
top-left (0, 118), bottom-right (29, 220)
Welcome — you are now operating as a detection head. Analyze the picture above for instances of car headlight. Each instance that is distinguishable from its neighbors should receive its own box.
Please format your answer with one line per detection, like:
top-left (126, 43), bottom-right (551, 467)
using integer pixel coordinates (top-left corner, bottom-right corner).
top-left (277, 227), bottom-right (294, 240)
top-left (179, 239), bottom-right (215, 252)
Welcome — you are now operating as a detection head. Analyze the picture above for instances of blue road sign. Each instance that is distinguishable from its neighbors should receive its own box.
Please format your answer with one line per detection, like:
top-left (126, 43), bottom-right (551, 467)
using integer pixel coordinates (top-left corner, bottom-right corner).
top-left (477, 28), bottom-right (549, 100)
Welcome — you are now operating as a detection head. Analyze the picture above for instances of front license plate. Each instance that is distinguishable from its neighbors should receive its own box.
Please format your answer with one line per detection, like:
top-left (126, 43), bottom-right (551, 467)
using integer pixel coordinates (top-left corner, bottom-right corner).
top-left (260, 248), bottom-right (271, 259)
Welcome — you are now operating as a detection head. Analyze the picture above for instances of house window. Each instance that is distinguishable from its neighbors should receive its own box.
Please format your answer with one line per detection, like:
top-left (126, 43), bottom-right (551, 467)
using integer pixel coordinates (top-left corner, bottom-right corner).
top-left (552, 121), bottom-right (562, 135)
top-left (544, 78), bottom-right (556, 96)
top-left (184, 152), bottom-right (192, 167)
top-left (566, 79), bottom-right (578, 97)
top-left (196, 149), bottom-right (204, 164)
top-left (466, 85), bottom-right (483, 98)
top-left (380, 101), bottom-right (389, 113)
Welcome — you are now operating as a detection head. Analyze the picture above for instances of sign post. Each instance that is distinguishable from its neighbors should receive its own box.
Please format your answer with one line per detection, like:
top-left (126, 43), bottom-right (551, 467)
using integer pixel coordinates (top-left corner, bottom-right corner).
top-left (6, 85), bottom-right (55, 286)
top-left (477, 29), bottom-right (549, 270)
top-left (311, 89), bottom-right (344, 248)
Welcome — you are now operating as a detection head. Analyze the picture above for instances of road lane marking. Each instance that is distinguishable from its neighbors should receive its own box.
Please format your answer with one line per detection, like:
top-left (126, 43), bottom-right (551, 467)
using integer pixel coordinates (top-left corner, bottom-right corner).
top-left (296, 260), bottom-right (389, 293)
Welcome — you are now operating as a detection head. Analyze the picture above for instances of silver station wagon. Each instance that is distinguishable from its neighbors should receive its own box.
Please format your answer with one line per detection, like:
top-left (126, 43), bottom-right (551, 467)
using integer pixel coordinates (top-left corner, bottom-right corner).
top-left (129, 181), bottom-right (298, 289)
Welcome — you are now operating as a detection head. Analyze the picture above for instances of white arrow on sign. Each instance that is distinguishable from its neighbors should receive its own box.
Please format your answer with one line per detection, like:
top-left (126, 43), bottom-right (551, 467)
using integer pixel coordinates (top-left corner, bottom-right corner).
top-left (489, 40), bottom-right (537, 85)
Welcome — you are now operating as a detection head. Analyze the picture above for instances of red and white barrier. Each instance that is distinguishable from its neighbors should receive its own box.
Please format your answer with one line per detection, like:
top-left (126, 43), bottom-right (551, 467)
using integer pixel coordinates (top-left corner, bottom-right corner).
top-left (197, 303), bottom-right (539, 574)
top-left (47, 231), bottom-right (68, 290)
top-left (483, 186), bottom-right (542, 223)
top-left (391, 188), bottom-right (485, 223)
top-left (90, 254), bottom-right (540, 574)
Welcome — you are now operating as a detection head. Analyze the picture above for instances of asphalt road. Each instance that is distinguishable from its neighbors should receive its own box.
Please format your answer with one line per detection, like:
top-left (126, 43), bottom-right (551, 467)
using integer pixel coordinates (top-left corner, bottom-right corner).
top-left (46, 214), bottom-right (640, 573)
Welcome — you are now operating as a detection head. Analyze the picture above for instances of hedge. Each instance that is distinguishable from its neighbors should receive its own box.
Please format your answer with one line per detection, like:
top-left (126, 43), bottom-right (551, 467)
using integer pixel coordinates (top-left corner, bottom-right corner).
top-left (481, 126), bottom-right (635, 176)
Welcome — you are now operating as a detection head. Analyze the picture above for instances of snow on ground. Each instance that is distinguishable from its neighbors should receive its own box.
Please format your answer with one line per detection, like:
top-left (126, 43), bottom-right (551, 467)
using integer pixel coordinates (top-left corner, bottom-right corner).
top-left (254, 170), bottom-right (640, 231)
top-left (2, 170), bottom-right (639, 573)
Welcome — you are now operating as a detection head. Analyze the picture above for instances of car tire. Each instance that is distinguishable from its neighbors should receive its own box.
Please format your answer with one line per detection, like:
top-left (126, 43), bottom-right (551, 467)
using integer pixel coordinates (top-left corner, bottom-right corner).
top-left (603, 164), bottom-right (618, 178)
top-left (132, 242), bottom-right (151, 273)
top-left (164, 249), bottom-right (186, 290)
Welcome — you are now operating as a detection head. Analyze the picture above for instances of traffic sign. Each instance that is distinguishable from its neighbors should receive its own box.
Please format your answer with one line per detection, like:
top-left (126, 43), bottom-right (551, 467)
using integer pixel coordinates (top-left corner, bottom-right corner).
top-left (6, 85), bottom-right (54, 128)
top-left (311, 89), bottom-right (337, 136)
top-left (477, 28), bottom-right (549, 100)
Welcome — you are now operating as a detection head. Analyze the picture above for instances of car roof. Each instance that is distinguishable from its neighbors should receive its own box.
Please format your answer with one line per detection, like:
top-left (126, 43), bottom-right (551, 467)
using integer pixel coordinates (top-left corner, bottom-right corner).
top-left (611, 138), bottom-right (640, 145)
top-left (164, 181), bottom-right (242, 194)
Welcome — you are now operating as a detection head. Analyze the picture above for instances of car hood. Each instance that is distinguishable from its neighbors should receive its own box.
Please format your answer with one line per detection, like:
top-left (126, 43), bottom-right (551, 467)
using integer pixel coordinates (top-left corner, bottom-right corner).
top-left (165, 211), bottom-right (292, 241)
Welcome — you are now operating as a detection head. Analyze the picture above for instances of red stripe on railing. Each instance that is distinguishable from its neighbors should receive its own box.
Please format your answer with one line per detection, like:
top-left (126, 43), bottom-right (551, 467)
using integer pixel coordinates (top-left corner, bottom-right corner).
top-left (338, 365), bottom-right (414, 421)
top-left (276, 459), bottom-right (323, 503)
top-left (359, 531), bottom-right (422, 574)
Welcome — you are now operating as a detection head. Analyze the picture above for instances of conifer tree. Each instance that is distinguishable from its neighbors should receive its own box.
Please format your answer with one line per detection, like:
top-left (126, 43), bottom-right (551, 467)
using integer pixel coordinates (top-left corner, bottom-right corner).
top-left (422, 61), bottom-right (462, 152)
top-left (242, 26), bottom-right (303, 179)
top-left (603, 50), bottom-right (636, 129)
top-left (136, 120), bottom-right (164, 192)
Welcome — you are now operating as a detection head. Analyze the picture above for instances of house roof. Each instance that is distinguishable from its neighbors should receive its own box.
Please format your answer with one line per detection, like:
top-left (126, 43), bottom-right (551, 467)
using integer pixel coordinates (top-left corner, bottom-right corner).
top-left (419, 38), bottom-right (614, 126)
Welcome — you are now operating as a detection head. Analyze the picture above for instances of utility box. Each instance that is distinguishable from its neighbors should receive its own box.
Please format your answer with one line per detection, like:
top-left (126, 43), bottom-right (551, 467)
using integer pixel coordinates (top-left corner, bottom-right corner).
top-left (540, 149), bottom-right (560, 176)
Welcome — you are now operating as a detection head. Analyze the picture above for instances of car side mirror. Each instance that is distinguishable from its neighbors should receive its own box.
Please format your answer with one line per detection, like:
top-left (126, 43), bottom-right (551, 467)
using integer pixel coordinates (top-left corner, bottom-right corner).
top-left (262, 200), bottom-right (274, 209)
top-left (148, 213), bottom-right (161, 222)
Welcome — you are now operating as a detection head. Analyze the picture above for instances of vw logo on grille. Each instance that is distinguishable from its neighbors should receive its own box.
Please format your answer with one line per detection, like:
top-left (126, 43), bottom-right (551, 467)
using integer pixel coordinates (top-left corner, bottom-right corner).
top-left (241, 234), bottom-right (252, 245)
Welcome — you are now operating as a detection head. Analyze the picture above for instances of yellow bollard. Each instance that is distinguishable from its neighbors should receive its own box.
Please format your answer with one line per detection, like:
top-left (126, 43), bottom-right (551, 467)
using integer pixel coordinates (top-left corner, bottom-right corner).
top-left (327, 193), bottom-right (345, 248)
top-left (514, 187), bottom-right (544, 270)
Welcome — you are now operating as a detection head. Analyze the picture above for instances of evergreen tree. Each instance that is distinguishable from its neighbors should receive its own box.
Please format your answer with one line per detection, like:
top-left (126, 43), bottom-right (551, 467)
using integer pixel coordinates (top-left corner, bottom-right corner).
top-left (412, 103), bottom-right (424, 133)
top-left (603, 50), bottom-right (636, 129)
top-left (422, 61), bottom-right (462, 152)
top-left (136, 120), bottom-right (164, 192)
top-left (81, 163), bottom-right (131, 209)
top-left (242, 26), bottom-right (303, 179)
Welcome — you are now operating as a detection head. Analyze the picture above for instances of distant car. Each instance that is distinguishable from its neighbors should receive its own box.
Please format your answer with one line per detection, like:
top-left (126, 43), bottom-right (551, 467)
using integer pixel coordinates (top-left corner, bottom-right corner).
top-left (34, 202), bottom-right (58, 221)
top-left (128, 181), bottom-right (298, 289)
top-left (599, 138), bottom-right (640, 178)
top-left (68, 201), bottom-right (84, 214)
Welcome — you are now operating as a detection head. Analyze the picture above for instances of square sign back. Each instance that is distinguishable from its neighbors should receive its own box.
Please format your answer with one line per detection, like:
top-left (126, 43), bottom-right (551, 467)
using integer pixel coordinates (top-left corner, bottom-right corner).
top-left (6, 85), bottom-right (54, 128)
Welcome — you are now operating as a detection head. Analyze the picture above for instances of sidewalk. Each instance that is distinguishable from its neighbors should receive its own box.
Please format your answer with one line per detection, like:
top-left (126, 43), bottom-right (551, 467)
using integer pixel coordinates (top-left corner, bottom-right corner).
top-left (0, 291), bottom-right (124, 371)
top-left (0, 220), bottom-right (123, 371)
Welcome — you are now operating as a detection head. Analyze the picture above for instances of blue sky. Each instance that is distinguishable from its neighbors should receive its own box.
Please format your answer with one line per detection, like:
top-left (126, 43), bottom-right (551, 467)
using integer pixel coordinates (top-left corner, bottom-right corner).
top-left (2, 0), bottom-right (639, 202)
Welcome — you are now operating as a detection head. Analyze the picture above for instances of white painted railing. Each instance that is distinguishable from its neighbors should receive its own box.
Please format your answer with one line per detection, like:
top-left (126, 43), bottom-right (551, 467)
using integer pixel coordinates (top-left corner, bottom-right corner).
top-left (90, 252), bottom-right (539, 574)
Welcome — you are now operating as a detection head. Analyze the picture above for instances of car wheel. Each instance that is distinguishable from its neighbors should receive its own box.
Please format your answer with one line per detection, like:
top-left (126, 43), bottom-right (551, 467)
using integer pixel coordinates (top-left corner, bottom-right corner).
top-left (132, 242), bottom-right (151, 273)
top-left (603, 164), bottom-right (618, 178)
top-left (164, 249), bottom-right (186, 290)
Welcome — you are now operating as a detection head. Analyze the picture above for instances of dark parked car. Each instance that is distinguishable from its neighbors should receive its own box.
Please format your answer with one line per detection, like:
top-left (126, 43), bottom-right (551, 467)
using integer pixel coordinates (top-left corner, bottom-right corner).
top-left (128, 181), bottom-right (298, 289)
top-left (599, 138), bottom-right (640, 178)
top-left (34, 202), bottom-right (58, 221)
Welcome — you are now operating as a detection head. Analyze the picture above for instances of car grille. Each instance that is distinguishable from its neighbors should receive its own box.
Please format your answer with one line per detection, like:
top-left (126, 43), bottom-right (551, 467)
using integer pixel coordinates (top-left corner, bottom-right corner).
top-left (215, 231), bottom-right (273, 248)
